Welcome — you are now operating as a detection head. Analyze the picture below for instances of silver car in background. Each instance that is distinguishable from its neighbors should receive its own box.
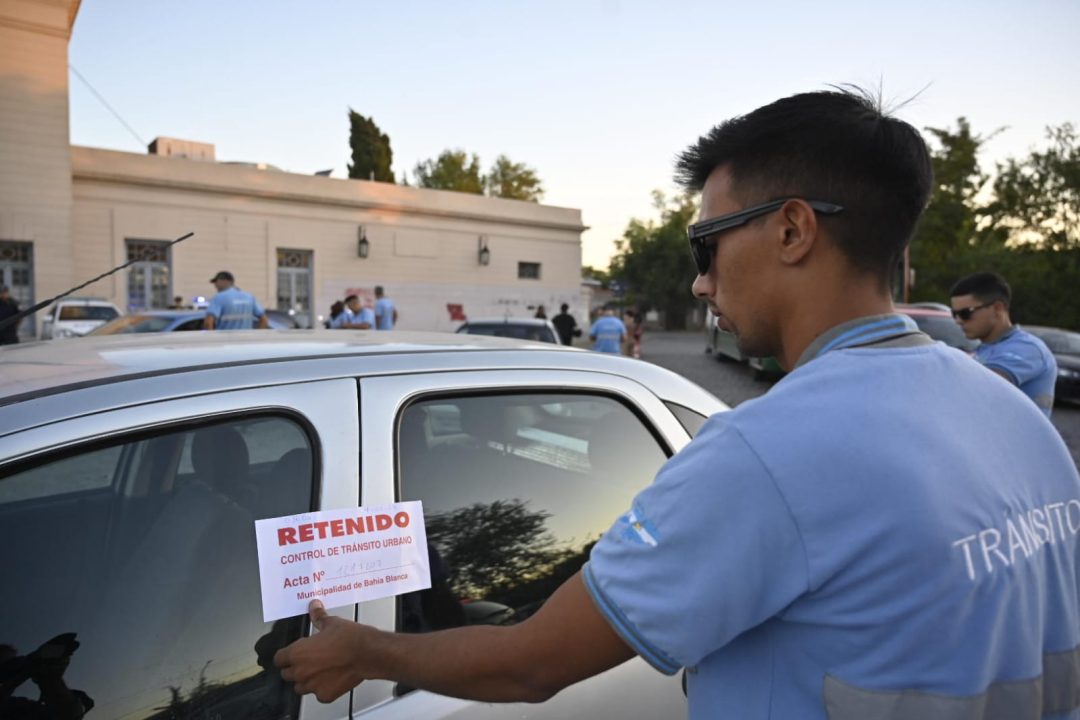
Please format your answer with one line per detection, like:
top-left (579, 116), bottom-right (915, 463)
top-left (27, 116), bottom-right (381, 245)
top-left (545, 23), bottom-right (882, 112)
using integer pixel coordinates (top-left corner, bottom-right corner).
top-left (0, 331), bottom-right (724, 720)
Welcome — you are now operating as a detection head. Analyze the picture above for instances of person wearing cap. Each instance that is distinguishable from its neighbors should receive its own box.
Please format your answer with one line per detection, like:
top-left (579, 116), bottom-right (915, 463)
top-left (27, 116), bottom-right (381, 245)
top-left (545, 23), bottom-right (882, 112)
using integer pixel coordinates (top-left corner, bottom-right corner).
top-left (203, 271), bottom-right (268, 330)
top-left (273, 89), bottom-right (1080, 719)
top-left (0, 285), bottom-right (19, 345)
top-left (950, 271), bottom-right (1057, 417)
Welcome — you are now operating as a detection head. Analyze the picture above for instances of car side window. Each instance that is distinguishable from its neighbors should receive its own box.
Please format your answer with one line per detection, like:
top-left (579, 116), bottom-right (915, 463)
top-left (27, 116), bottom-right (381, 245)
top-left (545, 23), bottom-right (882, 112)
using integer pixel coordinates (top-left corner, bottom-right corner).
top-left (395, 393), bottom-right (669, 661)
top-left (0, 415), bottom-right (315, 720)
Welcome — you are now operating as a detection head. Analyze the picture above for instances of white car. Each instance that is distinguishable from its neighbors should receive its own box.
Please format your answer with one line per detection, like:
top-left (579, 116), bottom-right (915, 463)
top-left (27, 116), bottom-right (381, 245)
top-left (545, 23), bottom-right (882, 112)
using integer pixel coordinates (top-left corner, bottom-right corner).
top-left (38, 297), bottom-right (122, 339)
top-left (0, 331), bottom-right (725, 720)
top-left (455, 317), bottom-right (561, 344)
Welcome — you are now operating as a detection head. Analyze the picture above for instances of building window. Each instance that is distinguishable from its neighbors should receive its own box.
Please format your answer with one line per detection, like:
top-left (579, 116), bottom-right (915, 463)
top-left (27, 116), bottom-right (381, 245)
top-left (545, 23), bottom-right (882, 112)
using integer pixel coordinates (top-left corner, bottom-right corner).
top-left (276, 249), bottom-right (313, 328)
top-left (0, 240), bottom-right (34, 339)
top-left (126, 239), bottom-right (172, 312)
top-left (517, 262), bottom-right (541, 280)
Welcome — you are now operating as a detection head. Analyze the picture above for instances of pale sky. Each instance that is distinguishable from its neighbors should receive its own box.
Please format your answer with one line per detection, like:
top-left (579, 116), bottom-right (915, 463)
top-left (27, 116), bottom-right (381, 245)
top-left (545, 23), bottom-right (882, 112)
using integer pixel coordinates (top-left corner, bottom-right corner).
top-left (68, 0), bottom-right (1080, 268)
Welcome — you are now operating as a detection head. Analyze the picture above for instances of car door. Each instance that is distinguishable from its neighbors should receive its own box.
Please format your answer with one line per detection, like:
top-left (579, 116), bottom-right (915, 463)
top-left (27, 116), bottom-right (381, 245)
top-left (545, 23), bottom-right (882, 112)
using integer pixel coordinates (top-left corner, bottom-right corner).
top-left (0, 379), bottom-right (357, 720)
top-left (353, 368), bottom-right (699, 718)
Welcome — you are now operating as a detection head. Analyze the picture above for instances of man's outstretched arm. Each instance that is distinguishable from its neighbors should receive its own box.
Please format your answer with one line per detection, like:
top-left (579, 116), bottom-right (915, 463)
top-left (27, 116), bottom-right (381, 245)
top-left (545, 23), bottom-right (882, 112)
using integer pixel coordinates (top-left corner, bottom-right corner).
top-left (274, 570), bottom-right (635, 704)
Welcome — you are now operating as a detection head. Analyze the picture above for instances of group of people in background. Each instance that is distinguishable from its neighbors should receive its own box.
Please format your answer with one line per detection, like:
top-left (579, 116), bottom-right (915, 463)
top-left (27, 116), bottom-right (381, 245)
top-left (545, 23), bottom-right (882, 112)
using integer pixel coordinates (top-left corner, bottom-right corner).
top-left (325, 285), bottom-right (397, 330)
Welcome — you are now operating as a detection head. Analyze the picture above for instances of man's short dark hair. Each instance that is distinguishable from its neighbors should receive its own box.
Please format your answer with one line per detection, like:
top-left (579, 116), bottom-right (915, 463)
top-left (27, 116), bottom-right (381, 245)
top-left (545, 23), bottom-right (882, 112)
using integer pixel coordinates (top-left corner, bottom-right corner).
top-left (344, 294), bottom-right (359, 304)
top-left (375, 286), bottom-right (384, 296)
top-left (950, 272), bottom-right (1011, 307)
top-left (560, 303), bottom-right (569, 312)
top-left (675, 87), bottom-right (933, 284)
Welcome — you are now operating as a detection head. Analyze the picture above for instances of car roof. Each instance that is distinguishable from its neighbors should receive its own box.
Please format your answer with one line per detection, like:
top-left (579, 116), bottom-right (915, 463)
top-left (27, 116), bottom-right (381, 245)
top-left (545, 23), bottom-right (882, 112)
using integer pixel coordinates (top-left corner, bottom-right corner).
top-left (0, 331), bottom-right (723, 436)
top-left (896, 305), bottom-right (951, 318)
top-left (461, 317), bottom-right (553, 326)
top-left (0, 330), bottom-right (576, 402)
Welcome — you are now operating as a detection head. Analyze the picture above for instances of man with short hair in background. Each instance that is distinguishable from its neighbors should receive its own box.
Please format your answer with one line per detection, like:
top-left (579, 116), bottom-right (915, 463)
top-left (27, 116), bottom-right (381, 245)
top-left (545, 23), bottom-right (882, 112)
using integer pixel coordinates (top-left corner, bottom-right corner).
top-left (374, 286), bottom-right (397, 330)
top-left (552, 303), bottom-right (580, 346)
top-left (951, 271), bottom-right (1058, 417)
top-left (203, 271), bottom-right (268, 330)
top-left (589, 307), bottom-right (626, 354)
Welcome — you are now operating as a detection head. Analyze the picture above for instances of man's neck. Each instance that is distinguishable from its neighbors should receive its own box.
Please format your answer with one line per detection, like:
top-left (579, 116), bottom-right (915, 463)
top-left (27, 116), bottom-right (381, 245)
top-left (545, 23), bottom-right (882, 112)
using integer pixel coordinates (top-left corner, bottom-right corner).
top-left (984, 319), bottom-right (1014, 344)
top-left (776, 284), bottom-right (895, 370)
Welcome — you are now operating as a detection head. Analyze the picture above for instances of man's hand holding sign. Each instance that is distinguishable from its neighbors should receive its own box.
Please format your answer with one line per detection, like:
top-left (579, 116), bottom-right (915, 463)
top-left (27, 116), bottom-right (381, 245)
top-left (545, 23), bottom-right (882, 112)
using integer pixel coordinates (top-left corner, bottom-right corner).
top-left (273, 573), bottom-right (634, 704)
top-left (261, 501), bottom-right (633, 704)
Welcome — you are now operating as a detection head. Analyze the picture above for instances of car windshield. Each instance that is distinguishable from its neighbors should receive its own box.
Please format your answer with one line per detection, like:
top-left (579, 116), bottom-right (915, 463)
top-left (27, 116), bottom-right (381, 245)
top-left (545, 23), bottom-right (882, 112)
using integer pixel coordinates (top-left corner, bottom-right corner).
top-left (459, 323), bottom-right (556, 343)
top-left (1028, 328), bottom-right (1080, 355)
top-left (91, 315), bottom-right (177, 334)
top-left (911, 315), bottom-right (980, 352)
top-left (58, 305), bottom-right (118, 321)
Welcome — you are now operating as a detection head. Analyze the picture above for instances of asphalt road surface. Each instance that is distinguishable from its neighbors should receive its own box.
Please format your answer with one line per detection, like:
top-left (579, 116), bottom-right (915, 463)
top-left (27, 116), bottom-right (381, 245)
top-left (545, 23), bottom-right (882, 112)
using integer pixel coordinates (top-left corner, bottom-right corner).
top-left (638, 329), bottom-right (1080, 469)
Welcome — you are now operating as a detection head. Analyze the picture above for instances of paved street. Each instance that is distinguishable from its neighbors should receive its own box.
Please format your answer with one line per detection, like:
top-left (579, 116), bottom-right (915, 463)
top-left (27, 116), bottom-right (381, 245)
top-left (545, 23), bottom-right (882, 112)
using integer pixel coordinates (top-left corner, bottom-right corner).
top-left (638, 329), bottom-right (1080, 468)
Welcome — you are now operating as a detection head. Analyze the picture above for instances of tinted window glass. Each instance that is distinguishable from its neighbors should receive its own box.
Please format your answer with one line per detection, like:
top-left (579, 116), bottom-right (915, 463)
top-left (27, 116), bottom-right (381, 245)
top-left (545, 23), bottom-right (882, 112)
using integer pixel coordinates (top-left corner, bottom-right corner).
top-left (458, 323), bottom-right (557, 343)
top-left (396, 393), bottom-right (668, 646)
top-left (0, 415), bottom-right (315, 720)
top-left (91, 315), bottom-right (177, 334)
top-left (58, 306), bottom-right (118, 321)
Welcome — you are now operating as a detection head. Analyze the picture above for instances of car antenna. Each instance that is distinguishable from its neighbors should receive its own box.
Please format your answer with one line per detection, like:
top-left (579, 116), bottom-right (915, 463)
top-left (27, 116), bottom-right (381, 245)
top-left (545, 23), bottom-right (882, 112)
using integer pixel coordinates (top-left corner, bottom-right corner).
top-left (0, 231), bottom-right (195, 334)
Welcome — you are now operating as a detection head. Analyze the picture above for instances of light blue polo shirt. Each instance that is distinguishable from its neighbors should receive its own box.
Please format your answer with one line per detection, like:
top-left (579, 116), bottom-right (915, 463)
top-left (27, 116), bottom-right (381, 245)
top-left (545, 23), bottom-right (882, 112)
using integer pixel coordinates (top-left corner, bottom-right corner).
top-left (590, 315), bottom-right (626, 354)
top-left (975, 326), bottom-right (1058, 417)
top-left (331, 307), bottom-right (374, 329)
top-left (375, 298), bottom-right (396, 330)
top-left (207, 287), bottom-right (264, 330)
top-left (585, 313), bottom-right (1080, 719)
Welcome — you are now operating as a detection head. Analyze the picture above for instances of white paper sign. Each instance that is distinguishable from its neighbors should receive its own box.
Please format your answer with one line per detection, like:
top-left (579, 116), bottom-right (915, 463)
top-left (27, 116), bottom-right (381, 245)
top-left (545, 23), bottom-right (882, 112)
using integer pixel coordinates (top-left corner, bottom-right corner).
top-left (254, 501), bottom-right (431, 622)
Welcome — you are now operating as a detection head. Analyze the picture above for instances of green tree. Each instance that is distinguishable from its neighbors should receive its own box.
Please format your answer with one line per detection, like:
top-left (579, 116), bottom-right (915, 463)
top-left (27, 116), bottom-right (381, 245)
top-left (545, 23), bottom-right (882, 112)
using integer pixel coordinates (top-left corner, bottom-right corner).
top-left (347, 110), bottom-right (394, 182)
top-left (986, 123), bottom-right (1080, 250)
top-left (413, 150), bottom-right (485, 194)
top-left (608, 192), bottom-right (699, 329)
top-left (485, 155), bottom-right (544, 201)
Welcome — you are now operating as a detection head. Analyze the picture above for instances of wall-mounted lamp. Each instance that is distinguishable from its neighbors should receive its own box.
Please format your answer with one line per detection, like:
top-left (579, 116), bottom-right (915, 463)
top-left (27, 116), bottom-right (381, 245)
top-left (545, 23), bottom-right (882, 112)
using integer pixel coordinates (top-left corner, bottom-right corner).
top-left (357, 227), bottom-right (370, 258)
top-left (478, 235), bottom-right (490, 266)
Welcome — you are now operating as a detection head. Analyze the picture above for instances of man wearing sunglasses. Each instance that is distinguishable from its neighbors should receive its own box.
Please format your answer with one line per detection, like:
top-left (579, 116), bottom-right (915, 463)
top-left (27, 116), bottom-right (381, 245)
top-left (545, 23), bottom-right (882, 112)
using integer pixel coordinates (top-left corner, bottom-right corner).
top-left (275, 90), bottom-right (1080, 720)
top-left (950, 271), bottom-right (1057, 417)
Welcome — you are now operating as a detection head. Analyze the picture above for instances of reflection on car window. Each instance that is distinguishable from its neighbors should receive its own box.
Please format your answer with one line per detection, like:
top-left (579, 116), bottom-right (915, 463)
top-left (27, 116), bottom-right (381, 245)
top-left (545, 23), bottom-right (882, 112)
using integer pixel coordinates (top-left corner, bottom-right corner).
top-left (0, 415), bottom-right (315, 720)
top-left (395, 393), bottom-right (668, 692)
top-left (664, 401), bottom-right (709, 437)
top-left (458, 323), bottom-right (557, 343)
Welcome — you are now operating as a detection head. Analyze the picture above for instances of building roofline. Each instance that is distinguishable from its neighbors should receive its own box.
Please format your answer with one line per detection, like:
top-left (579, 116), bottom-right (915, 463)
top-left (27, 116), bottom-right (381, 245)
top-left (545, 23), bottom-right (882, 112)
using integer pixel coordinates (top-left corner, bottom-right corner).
top-left (71, 146), bottom-right (587, 233)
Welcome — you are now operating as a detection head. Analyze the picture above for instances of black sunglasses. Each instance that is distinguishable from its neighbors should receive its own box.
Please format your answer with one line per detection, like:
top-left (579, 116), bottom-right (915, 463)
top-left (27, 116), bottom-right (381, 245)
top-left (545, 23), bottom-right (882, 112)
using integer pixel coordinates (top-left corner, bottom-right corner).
top-left (951, 302), bottom-right (994, 321)
top-left (687, 198), bottom-right (844, 276)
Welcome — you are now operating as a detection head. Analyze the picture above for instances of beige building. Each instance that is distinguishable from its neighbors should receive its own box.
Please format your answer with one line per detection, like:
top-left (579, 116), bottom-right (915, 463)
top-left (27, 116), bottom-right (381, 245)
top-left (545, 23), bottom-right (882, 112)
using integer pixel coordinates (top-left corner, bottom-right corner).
top-left (1, 0), bottom-right (586, 338)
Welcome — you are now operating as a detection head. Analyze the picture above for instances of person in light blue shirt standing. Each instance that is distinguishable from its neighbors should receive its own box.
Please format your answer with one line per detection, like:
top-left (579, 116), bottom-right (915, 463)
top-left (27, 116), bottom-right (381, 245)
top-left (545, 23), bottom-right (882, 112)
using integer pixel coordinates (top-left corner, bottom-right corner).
top-left (330, 295), bottom-right (374, 329)
top-left (589, 308), bottom-right (627, 354)
top-left (374, 286), bottom-right (397, 330)
top-left (203, 271), bottom-right (267, 330)
top-left (951, 271), bottom-right (1058, 417)
top-left (274, 89), bottom-right (1080, 720)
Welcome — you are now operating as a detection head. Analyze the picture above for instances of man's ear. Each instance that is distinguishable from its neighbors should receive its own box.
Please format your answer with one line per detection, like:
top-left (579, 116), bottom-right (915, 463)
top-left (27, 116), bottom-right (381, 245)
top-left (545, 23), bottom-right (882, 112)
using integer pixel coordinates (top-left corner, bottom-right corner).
top-left (776, 199), bottom-right (819, 266)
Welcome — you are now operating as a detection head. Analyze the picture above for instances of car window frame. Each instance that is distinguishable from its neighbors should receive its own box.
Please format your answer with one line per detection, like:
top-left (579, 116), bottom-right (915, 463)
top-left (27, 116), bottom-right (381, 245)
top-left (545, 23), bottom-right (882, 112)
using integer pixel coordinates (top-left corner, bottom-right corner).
top-left (0, 378), bottom-right (360, 720)
top-left (355, 368), bottom-right (697, 715)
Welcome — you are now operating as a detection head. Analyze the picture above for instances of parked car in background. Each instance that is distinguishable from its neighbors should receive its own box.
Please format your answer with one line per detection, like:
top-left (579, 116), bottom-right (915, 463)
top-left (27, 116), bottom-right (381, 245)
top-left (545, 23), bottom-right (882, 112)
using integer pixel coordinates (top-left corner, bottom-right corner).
top-left (265, 308), bottom-right (302, 329)
top-left (39, 297), bottom-right (121, 339)
top-left (456, 317), bottom-right (560, 344)
top-left (90, 309), bottom-right (296, 335)
top-left (0, 331), bottom-right (724, 720)
top-left (1022, 325), bottom-right (1080, 405)
top-left (704, 322), bottom-right (783, 379)
top-left (896, 304), bottom-right (980, 353)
